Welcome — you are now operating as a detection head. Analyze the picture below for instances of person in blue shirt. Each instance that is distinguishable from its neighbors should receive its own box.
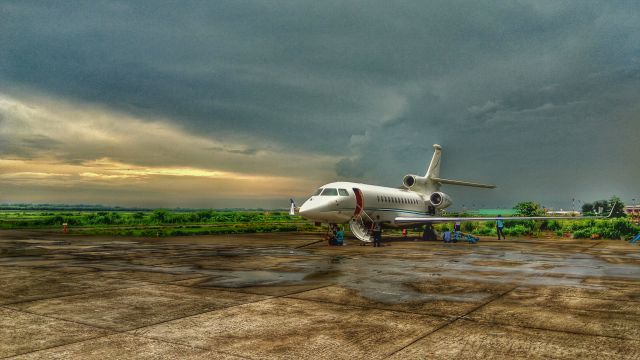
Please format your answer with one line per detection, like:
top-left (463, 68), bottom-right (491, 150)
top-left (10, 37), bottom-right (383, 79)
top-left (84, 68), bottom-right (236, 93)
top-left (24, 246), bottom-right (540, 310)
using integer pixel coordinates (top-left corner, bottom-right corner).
top-left (496, 215), bottom-right (505, 240)
top-left (336, 227), bottom-right (344, 245)
top-left (443, 228), bottom-right (452, 243)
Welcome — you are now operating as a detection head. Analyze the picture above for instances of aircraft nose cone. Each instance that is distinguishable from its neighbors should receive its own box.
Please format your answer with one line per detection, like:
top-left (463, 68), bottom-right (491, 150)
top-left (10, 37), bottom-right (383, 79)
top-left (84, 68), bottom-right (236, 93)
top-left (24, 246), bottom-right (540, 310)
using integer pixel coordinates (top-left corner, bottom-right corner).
top-left (299, 199), bottom-right (319, 219)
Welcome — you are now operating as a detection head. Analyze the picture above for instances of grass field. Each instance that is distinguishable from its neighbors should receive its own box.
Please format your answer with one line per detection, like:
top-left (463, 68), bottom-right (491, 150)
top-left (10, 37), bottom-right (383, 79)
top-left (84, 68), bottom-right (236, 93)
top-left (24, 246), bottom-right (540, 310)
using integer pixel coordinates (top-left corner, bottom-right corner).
top-left (1, 209), bottom-right (637, 240)
top-left (0, 210), bottom-right (321, 237)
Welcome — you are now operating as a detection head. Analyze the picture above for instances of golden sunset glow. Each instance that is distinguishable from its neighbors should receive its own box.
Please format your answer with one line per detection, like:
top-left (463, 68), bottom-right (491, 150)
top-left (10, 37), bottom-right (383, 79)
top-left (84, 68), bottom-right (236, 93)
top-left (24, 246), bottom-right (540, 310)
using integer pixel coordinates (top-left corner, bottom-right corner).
top-left (0, 93), bottom-right (333, 207)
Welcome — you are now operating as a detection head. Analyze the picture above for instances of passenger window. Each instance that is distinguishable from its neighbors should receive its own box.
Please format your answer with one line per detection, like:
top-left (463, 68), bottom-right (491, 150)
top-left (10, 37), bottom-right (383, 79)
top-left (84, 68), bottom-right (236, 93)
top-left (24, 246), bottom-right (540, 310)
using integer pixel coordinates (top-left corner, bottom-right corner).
top-left (321, 188), bottom-right (338, 196)
top-left (338, 189), bottom-right (349, 196)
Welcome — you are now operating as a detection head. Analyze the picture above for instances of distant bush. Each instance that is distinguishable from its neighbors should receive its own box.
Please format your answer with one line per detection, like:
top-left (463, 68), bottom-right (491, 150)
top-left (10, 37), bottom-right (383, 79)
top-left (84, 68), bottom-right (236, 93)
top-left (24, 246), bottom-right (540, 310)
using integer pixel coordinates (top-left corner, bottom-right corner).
top-left (504, 224), bottom-right (529, 236)
top-left (462, 222), bottom-right (475, 232)
top-left (546, 220), bottom-right (562, 231)
top-left (475, 227), bottom-right (494, 236)
top-left (513, 201), bottom-right (545, 217)
top-left (563, 218), bottom-right (638, 239)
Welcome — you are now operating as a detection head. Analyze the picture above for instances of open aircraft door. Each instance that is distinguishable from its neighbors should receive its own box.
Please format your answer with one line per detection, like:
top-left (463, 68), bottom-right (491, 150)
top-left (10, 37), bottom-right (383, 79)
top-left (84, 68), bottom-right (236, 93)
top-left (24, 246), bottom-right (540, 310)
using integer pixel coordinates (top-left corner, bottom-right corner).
top-left (353, 188), bottom-right (364, 217)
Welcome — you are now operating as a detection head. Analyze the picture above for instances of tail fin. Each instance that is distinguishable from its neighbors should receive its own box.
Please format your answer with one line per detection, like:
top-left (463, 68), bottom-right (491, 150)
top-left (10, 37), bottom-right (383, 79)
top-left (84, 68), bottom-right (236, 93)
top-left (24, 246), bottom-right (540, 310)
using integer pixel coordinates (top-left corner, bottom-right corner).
top-left (425, 144), bottom-right (495, 189)
top-left (425, 144), bottom-right (442, 179)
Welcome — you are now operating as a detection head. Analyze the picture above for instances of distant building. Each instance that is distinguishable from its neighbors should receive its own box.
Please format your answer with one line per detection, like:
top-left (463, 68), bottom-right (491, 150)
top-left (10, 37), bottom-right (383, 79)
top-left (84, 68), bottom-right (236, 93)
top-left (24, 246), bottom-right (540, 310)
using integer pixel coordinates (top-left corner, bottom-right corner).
top-left (625, 205), bottom-right (640, 215)
top-left (545, 210), bottom-right (581, 216)
top-left (625, 205), bottom-right (640, 222)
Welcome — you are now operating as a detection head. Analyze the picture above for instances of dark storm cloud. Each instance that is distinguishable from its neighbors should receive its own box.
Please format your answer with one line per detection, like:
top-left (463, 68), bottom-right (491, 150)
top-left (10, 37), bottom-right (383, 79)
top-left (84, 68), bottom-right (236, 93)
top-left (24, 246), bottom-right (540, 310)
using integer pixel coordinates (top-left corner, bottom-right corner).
top-left (1, 0), bottom-right (639, 207)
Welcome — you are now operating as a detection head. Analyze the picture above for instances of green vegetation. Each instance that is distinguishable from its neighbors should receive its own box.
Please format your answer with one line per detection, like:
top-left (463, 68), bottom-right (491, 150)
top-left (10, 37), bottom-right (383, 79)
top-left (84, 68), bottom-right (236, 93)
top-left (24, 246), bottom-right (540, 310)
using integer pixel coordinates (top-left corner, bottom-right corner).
top-left (1, 197), bottom-right (637, 240)
top-left (437, 218), bottom-right (639, 240)
top-left (0, 209), bottom-right (320, 236)
top-left (513, 201), bottom-right (545, 217)
top-left (436, 199), bottom-right (638, 240)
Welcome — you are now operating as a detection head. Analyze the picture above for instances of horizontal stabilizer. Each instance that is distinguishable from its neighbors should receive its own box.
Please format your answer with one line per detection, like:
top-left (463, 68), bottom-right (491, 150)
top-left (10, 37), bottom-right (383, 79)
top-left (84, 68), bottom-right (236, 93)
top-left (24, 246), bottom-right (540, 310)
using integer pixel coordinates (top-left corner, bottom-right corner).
top-left (430, 177), bottom-right (495, 189)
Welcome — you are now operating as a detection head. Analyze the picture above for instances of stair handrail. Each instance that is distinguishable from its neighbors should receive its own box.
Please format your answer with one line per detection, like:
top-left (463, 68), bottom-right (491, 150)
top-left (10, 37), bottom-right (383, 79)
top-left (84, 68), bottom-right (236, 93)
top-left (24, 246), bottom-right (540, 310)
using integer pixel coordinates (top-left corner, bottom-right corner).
top-left (358, 208), bottom-right (374, 223)
top-left (352, 210), bottom-right (375, 239)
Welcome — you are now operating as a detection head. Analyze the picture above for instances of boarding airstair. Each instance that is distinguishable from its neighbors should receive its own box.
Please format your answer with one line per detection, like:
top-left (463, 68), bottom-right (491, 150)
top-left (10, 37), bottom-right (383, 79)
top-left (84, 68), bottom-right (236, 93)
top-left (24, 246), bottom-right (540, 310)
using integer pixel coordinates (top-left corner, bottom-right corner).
top-left (349, 213), bottom-right (373, 243)
top-left (348, 187), bottom-right (374, 243)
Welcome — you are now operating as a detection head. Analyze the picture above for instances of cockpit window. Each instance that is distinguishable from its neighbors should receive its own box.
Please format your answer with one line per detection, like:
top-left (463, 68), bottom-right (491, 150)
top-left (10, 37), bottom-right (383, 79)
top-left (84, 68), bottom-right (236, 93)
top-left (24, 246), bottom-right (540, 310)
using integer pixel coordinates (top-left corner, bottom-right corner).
top-left (338, 189), bottom-right (349, 196)
top-left (313, 188), bottom-right (323, 196)
top-left (320, 188), bottom-right (338, 196)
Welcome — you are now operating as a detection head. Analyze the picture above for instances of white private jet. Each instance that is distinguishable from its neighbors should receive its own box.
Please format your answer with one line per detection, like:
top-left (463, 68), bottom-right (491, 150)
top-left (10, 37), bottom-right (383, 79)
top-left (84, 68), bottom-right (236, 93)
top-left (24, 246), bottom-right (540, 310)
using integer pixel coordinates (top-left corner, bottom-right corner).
top-left (292, 144), bottom-right (612, 242)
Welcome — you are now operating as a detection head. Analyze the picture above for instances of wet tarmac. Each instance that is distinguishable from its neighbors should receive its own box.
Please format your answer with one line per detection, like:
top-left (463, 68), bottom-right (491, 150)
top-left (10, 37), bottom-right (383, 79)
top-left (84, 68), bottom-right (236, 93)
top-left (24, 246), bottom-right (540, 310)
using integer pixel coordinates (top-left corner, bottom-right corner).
top-left (1, 230), bottom-right (639, 359)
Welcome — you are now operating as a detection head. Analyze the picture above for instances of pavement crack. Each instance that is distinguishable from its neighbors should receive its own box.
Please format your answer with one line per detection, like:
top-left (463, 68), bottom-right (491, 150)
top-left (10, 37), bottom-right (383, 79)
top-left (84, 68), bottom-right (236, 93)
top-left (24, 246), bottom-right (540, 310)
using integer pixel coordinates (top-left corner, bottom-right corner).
top-left (1, 305), bottom-right (118, 333)
top-left (463, 316), bottom-right (640, 342)
top-left (385, 285), bottom-right (519, 358)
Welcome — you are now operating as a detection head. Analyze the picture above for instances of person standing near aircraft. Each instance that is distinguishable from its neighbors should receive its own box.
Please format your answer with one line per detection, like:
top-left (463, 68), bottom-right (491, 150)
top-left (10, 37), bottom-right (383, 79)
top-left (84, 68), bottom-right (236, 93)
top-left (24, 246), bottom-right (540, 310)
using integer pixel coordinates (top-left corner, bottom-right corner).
top-left (336, 226), bottom-right (344, 246)
top-left (496, 215), bottom-right (505, 240)
top-left (443, 227), bottom-right (452, 243)
top-left (371, 216), bottom-right (382, 247)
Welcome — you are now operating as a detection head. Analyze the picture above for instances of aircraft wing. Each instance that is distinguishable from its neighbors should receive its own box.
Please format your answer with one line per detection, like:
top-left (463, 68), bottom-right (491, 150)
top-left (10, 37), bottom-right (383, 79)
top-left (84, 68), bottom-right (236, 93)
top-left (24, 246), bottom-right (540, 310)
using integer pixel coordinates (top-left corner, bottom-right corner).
top-left (395, 207), bottom-right (615, 224)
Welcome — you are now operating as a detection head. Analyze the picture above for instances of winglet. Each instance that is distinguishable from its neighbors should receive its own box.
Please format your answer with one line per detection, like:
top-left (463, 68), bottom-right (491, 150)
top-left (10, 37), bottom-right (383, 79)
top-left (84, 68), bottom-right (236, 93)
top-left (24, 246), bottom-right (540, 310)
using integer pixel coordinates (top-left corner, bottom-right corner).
top-left (604, 202), bottom-right (617, 218)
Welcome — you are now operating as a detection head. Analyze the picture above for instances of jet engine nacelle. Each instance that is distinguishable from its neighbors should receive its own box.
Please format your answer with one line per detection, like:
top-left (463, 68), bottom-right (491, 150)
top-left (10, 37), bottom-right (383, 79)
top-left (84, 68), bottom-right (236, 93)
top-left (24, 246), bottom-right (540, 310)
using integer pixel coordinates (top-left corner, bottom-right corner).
top-left (429, 191), bottom-right (452, 209)
top-left (402, 174), bottom-right (427, 189)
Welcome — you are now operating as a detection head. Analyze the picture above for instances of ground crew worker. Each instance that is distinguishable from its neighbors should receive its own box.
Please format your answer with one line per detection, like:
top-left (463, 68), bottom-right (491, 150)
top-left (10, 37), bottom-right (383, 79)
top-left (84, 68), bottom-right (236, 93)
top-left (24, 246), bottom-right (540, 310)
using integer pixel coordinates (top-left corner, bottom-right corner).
top-left (371, 215), bottom-right (382, 247)
top-left (443, 228), bottom-right (452, 243)
top-left (496, 215), bottom-right (505, 240)
top-left (336, 226), bottom-right (344, 246)
top-left (327, 224), bottom-right (338, 245)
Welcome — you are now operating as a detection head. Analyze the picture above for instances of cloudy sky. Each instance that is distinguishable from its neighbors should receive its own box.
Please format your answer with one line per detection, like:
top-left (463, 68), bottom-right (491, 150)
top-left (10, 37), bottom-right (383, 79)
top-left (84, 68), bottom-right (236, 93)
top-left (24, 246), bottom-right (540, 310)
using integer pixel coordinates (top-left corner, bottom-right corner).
top-left (1, 1), bottom-right (639, 209)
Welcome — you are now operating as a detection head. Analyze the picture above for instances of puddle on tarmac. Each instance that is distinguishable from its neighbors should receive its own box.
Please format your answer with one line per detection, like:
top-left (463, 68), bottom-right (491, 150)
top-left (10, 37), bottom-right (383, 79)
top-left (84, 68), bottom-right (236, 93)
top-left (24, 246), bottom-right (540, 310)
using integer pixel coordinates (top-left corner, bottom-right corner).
top-left (3, 237), bottom-right (640, 304)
